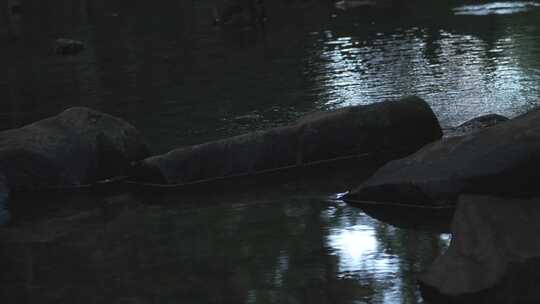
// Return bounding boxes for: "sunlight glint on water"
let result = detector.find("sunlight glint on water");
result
[310,25,540,128]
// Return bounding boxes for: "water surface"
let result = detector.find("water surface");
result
[0,192,450,304]
[1,1,539,303]
[1,0,539,152]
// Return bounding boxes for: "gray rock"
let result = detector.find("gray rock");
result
[232,113,262,124]
[130,96,442,184]
[345,107,540,206]
[335,0,390,10]
[0,107,149,191]
[54,38,85,55]
[448,113,509,137]
[420,195,540,303]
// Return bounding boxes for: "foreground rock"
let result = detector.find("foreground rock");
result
[0,107,149,192]
[130,96,442,184]
[420,195,540,303]
[345,107,540,206]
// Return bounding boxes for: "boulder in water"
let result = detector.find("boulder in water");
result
[0,107,149,192]
[130,96,442,185]
[345,106,540,206]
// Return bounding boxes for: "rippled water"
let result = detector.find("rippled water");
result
[1,0,539,152]
[454,1,540,15]
[0,1,539,303]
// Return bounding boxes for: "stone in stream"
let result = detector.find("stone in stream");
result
[54,38,85,55]
[420,195,540,304]
[129,96,442,185]
[0,107,149,192]
[448,113,509,137]
[345,106,540,206]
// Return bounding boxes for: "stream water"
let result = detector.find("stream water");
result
[1,0,540,303]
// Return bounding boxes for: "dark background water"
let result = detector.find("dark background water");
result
[1,0,539,152]
[1,0,540,303]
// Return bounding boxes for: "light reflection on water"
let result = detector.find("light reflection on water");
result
[329,224,392,274]
[324,202,451,304]
[311,25,540,128]
[454,2,540,15]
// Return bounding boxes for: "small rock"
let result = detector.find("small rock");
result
[54,38,85,55]
[449,113,509,136]
[232,114,262,124]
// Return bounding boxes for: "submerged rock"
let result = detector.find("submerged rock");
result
[130,96,442,184]
[420,195,540,303]
[449,113,509,136]
[0,107,149,192]
[335,0,387,10]
[213,0,267,27]
[345,107,540,206]
[54,38,85,55]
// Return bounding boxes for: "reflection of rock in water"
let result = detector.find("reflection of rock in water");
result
[352,202,453,233]
[420,195,540,303]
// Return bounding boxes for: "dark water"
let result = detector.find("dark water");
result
[0,191,451,304]
[1,0,540,303]
[1,0,540,152]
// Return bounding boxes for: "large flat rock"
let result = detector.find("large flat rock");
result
[0,107,149,191]
[346,106,540,206]
[420,195,540,303]
[130,96,442,184]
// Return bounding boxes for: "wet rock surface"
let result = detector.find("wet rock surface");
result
[448,113,509,137]
[130,96,442,185]
[420,195,540,304]
[0,107,149,192]
[346,106,540,206]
